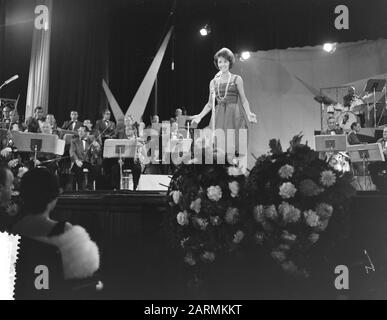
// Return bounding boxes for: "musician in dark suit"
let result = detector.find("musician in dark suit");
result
[62,111,83,132]
[0,106,12,130]
[95,110,116,140]
[84,119,102,145]
[347,122,362,145]
[25,106,45,133]
[377,127,387,157]
[70,126,101,190]
[321,117,344,135]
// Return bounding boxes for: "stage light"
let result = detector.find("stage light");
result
[241,51,251,60]
[323,42,337,53]
[199,25,211,37]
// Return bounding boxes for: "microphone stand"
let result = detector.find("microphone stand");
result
[33,145,38,168]
[119,149,123,190]
[211,83,216,145]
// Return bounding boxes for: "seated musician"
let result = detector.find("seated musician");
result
[25,106,45,133]
[62,111,83,132]
[84,119,102,145]
[70,126,101,191]
[0,128,16,167]
[318,117,344,161]
[46,114,60,136]
[175,108,183,119]
[377,127,387,157]
[347,122,362,145]
[321,116,343,135]
[343,86,369,127]
[95,109,116,140]
[368,127,387,189]
[111,125,142,191]
[0,106,12,130]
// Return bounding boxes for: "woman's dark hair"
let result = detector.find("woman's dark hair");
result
[351,122,359,130]
[19,168,60,215]
[214,48,236,70]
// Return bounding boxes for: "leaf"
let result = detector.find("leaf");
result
[288,132,304,152]
[269,139,283,155]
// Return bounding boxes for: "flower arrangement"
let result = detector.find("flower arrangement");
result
[247,133,356,278]
[167,149,248,288]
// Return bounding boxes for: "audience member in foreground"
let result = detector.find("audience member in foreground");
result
[0,166,15,232]
[11,168,100,280]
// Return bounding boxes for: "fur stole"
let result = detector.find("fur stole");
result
[38,225,100,280]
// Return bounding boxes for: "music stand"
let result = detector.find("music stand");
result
[11,131,65,167]
[103,139,138,190]
[347,143,385,190]
[63,134,76,145]
[315,135,347,153]
[59,129,77,139]
[364,79,386,128]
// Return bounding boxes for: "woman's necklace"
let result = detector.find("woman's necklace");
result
[217,72,232,101]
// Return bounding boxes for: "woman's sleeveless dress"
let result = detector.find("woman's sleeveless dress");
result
[211,74,247,154]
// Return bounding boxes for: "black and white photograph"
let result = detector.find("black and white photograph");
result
[0,0,387,304]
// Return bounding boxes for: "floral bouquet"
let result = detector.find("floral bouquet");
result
[247,133,356,278]
[167,149,248,289]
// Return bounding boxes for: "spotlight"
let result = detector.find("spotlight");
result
[240,51,251,61]
[323,42,337,53]
[199,25,211,37]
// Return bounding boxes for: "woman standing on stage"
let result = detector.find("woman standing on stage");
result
[192,48,257,138]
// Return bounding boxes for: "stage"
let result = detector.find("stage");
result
[50,189,387,299]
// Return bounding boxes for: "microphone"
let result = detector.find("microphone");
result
[3,75,19,85]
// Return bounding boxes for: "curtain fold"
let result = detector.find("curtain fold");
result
[25,0,52,118]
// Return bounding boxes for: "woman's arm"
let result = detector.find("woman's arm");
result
[191,80,215,125]
[236,76,257,123]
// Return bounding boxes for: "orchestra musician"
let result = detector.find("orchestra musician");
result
[95,109,116,140]
[321,116,344,135]
[175,108,183,118]
[347,122,362,145]
[25,106,45,133]
[0,107,12,130]
[377,127,387,157]
[70,126,101,190]
[45,114,60,136]
[62,111,83,132]
[343,86,371,127]
[111,125,143,191]
[84,119,102,145]
[319,117,345,162]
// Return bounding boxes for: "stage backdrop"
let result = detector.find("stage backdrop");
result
[233,39,387,168]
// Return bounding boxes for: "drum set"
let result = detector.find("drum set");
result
[327,95,373,132]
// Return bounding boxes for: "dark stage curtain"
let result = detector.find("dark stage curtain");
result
[0,0,33,119]
[48,0,109,126]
